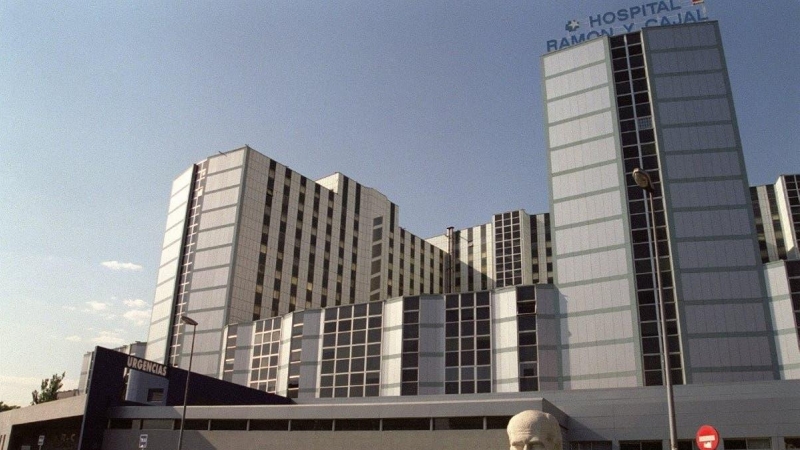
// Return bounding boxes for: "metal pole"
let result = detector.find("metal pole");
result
[177,322,196,450]
[647,188,678,450]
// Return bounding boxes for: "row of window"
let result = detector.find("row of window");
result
[614,31,683,387]
[110,416,513,431]
[108,418,800,450]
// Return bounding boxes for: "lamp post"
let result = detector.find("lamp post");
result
[631,168,678,450]
[177,315,198,450]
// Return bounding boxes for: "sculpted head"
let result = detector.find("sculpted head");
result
[506,410,562,450]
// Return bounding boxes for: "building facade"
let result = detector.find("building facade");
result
[145,146,555,379]
[752,174,800,263]
[142,21,800,396]
[543,21,784,389]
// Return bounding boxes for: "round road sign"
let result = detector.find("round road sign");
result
[696,424,720,450]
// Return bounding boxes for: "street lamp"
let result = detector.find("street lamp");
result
[631,168,678,450]
[177,315,198,450]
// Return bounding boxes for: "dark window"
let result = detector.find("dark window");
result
[382,418,430,431]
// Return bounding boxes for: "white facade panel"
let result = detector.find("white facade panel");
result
[664,151,741,180]
[157,259,178,285]
[548,111,614,148]
[661,124,736,152]
[684,303,767,334]
[658,98,731,125]
[653,72,727,99]
[555,218,625,255]
[199,206,237,230]
[162,222,185,247]
[153,281,174,304]
[168,185,191,212]
[645,23,717,50]
[560,310,633,344]
[171,167,193,195]
[545,63,608,100]
[688,336,773,368]
[551,162,620,200]
[207,149,245,174]
[165,205,187,231]
[555,248,628,284]
[188,310,227,332]
[550,137,617,175]
[543,39,606,77]
[196,226,235,250]
[193,246,233,270]
[558,278,633,314]
[205,168,243,192]
[159,240,182,267]
[680,270,763,302]
[202,186,240,211]
[672,209,752,238]
[676,239,757,269]
[149,300,171,325]
[547,86,611,123]
[649,48,721,74]
[669,180,746,208]
[562,342,636,377]
[191,267,231,290]
[552,191,623,228]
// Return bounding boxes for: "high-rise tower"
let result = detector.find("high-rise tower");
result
[542,21,778,389]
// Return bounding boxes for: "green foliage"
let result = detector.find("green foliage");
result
[31,372,65,405]
[0,401,20,412]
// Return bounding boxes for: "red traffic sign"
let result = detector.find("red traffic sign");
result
[696,425,720,450]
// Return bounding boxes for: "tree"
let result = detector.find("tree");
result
[31,372,65,405]
[0,401,20,412]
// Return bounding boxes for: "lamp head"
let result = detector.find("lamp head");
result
[180,315,198,326]
[632,168,653,192]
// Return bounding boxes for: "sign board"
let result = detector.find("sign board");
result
[38,435,45,446]
[546,0,710,52]
[139,434,148,449]
[696,424,720,450]
[126,355,169,378]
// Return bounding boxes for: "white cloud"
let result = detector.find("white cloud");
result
[123,298,148,309]
[65,335,82,342]
[123,309,151,326]
[90,330,126,347]
[85,301,110,311]
[62,305,77,311]
[100,261,143,271]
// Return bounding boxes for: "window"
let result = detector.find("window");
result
[571,442,612,450]
[146,388,164,402]
[723,438,771,449]
[445,292,492,394]
[320,303,383,398]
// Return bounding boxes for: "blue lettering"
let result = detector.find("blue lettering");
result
[657,1,671,14]
[660,16,672,26]
[629,6,643,19]
[589,14,603,28]
[617,8,629,22]
[645,2,659,15]
[645,18,659,27]
[623,23,637,32]
[560,37,571,49]
[670,0,681,10]
[682,11,697,24]
[547,40,558,52]
[603,12,616,25]
[697,8,709,21]
[571,34,587,45]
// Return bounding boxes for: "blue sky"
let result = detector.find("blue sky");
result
[1,1,798,406]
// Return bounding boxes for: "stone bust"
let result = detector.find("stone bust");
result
[507,410,563,450]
